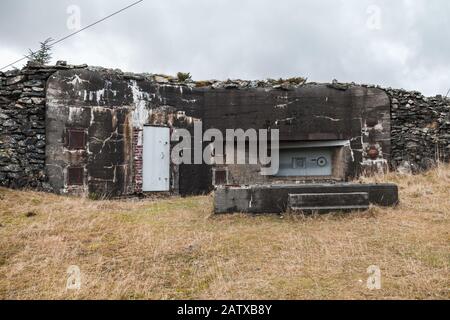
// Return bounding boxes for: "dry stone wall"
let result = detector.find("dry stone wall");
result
[0,61,86,190]
[386,88,450,172]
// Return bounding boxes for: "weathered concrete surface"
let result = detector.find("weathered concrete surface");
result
[204,84,391,184]
[214,183,399,214]
[44,67,394,196]
[45,68,208,196]
[3,63,446,199]
[45,69,135,196]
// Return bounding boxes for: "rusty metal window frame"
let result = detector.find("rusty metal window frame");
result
[67,128,86,150]
[212,167,229,186]
[67,166,84,186]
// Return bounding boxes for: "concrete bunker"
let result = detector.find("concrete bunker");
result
[41,67,398,212]
[6,62,438,213]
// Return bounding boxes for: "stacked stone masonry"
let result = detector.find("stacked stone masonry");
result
[386,88,450,172]
[0,62,87,190]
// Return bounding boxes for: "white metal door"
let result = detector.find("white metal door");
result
[142,126,170,191]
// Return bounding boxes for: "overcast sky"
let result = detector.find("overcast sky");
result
[1,0,449,96]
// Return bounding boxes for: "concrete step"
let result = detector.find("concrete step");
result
[288,192,369,213]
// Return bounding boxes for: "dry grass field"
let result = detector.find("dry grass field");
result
[0,165,449,300]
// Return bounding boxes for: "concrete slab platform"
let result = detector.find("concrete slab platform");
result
[214,183,399,214]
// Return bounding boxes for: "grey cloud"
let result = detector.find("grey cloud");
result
[0,0,449,96]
